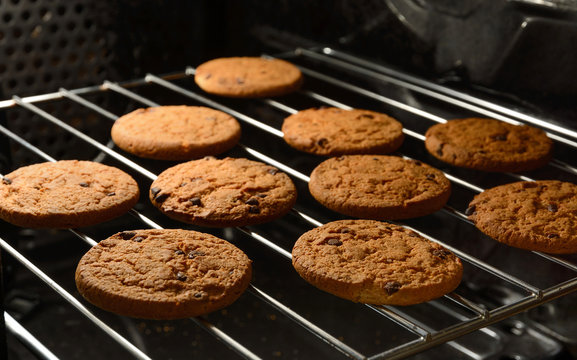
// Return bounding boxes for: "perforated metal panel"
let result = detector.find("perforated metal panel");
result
[0,0,114,164]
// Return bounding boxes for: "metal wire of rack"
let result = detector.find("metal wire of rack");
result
[1,48,577,360]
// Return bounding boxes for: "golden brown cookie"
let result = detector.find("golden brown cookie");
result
[467,180,577,254]
[75,229,252,319]
[292,220,463,305]
[149,157,297,227]
[111,106,241,160]
[425,118,553,172]
[194,57,303,98]
[0,160,139,228]
[309,155,451,220]
[282,107,404,156]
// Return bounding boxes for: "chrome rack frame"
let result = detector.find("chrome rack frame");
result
[1,48,576,359]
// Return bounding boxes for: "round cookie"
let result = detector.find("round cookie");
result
[425,118,553,172]
[111,106,241,161]
[149,157,297,227]
[292,220,463,305]
[194,57,303,98]
[467,180,577,254]
[282,107,404,156]
[309,155,451,220]
[0,160,139,228]
[75,229,252,319]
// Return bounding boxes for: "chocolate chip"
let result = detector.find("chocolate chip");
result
[194,292,203,298]
[176,272,187,281]
[326,238,342,246]
[426,174,436,180]
[412,160,422,166]
[248,205,260,214]
[465,205,476,216]
[359,114,374,119]
[547,233,559,239]
[245,197,259,206]
[317,138,328,148]
[79,182,89,187]
[190,197,202,206]
[119,231,136,240]
[384,281,402,295]
[154,192,170,203]
[107,192,116,197]
[492,134,507,141]
[175,249,185,255]
[236,77,245,84]
[432,248,451,259]
[151,187,161,196]
[204,73,212,80]
[257,193,267,198]
[267,168,278,175]
[436,147,444,157]
[478,150,487,155]
[188,250,206,259]
[2,178,11,185]
[180,182,187,187]
[132,236,144,243]
[522,182,538,188]
[547,203,558,213]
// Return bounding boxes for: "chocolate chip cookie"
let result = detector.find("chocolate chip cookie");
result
[309,155,451,220]
[425,118,553,172]
[282,107,404,156]
[0,160,139,228]
[292,220,463,305]
[149,157,297,227]
[111,106,241,160]
[75,229,252,319]
[194,57,303,98]
[468,180,577,254]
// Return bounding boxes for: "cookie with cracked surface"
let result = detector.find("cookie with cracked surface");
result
[467,180,577,254]
[425,118,553,172]
[75,229,252,319]
[149,157,297,227]
[308,155,451,220]
[0,160,139,228]
[194,57,303,98]
[111,105,241,160]
[292,219,463,305]
[282,107,404,156]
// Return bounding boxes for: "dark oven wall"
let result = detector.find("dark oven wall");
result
[3,0,577,96]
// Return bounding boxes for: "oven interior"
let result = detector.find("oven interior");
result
[1,1,577,360]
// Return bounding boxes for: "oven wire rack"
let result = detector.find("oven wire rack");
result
[1,48,577,360]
